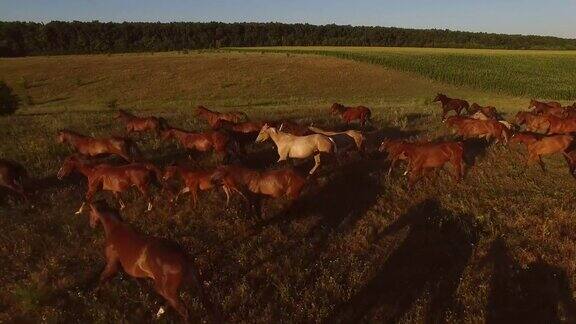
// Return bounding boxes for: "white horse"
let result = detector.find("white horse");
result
[256,124,336,174]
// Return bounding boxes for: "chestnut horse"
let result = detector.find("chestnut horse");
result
[57,130,142,162]
[469,103,498,119]
[57,155,162,214]
[528,99,565,116]
[87,202,222,323]
[116,109,168,136]
[195,106,248,129]
[447,117,510,143]
[509,132,544,148]
[255,124,336,175]
[212,119,264,134]
[399,141,465,187]
[210,165,306,217]
[379,139,416,175]
[163,165,231,208]
[544,115,576,135]
[308,126,365,151]
[434,93,470,120]
[161,127,235,160]
[274,121,313,136]
[0,159,28,200]
[514,112,550,133]
[524,134,573,171]
[330,103,372,126]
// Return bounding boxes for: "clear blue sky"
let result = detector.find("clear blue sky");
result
[1,0,575,38]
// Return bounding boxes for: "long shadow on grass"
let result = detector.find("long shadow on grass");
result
[486,239,576,323]
[326,199,478,323]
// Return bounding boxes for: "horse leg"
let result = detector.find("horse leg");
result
[223,186,232,206]
[113,192,126,210]
[78,181,99,215]
[309,154,321,175]
[538,156,547,172]
[99,246,120,283]
[153,277,189,323]
[190,186,198,209]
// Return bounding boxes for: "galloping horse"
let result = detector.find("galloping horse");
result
[161,127,235,160]
[255,124,336,175]
[509,132,543,148]
[434,93,470,120]
[0,159,28,200]
[523,135,573,171]
[87,202,222,323]
[528,99,565,116]
[514,112,550,133]
[213,119,264,134]
[330,103,372,126]
[116,109,168,136]
[401,141,465,187]
[308,126,365,151]
[544,115,576,135]
[163,165,230,208]
[195,105,248,129]
[57,155,162,213]
[469,103,499,119]
[57,130,142,162]
[379,139,414,175]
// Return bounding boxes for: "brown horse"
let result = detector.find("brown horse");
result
[0,159,28,200]
[514,112,550,133]
[434,93,470,120]
[116,109,168,136]
[379,139,413,175]
[399,141,465,187]
[163,165,231,208]
[57,130,142,162]
[195,105,248,129]
[210,165,306,217]
[330,103,372,126]
[161,127,234,159]
[524,134,573,171]
[274,121,313,136]
[469,103,499,119]
[447,117,510,143]
[212,119,264,134]
[509,132,543,148]
[57,155,162,214]
[87,201,222,323]
[544,115,576,135]
[528,99,565,116]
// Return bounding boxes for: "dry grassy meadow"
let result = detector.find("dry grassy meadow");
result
[1,49,576,323]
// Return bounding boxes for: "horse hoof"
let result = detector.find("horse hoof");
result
[156,307,165,318]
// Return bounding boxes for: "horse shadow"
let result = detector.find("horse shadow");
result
[486,239,576,323]
[326,199,478,323]
[463,138,491,167]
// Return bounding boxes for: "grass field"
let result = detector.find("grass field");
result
[1,50,576,323]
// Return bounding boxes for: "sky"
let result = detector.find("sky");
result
[1,0,575,39]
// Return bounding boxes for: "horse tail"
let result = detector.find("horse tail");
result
[124,139,143,162]
[185,259,224,324]
[327,136,338,154]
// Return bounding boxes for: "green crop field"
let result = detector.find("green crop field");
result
[1,50,576,323]
[231,47,576,100]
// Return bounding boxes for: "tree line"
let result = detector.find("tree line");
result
[1,21,575,57]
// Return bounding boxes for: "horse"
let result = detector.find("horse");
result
[528,99,565,116]
[330,103,372,126]
[508,132,544,148]
[544,115,576,135]
[163,165,231,208]
[434,93,470,120]
[308,126,365,151]
[273,121,313,136]
[524,134,573,171]
[255,124,336,175]
[57,155,162,214]
[195,105,248,129]
[514,112,550,133]
[0,159,28,201]
[469,103,499,119]
[563,149,576,178]
[116,109,168,136]
[210,165,306,217]
[161,127,235,160]
[212,119,264,134]
[379,139,415,175]
[398,141,465,187]
[56,130,142,162]
[447,118,510,143]
[86,201,222,323]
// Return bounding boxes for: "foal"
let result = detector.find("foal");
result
[330,103,372,126]
[434,93,470,120]
[116,109,168,136]
[255,124,336,175]
[0,159,28,200]
[163,165,231,208]
[57,155,162,214]
[87,202,222,323]
[57,129,142,162]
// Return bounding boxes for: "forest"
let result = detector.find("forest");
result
[1,20,576,57]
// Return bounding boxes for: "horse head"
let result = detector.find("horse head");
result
[433,93,446,103]
[57,155,83,179]
[330,103,344,114]
[255,124,272,143]
[88,200,122,228]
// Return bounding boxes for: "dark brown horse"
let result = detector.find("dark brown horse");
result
[434,93,470,120]
[57,130,142,162]
[210,165,306,217]
[161,127,235,160]
[87,201,222,323]
[330,103,372,126]
[0,159,28,200]
[57,155,162,214]
[195,106,248,129]
[163,165,230,208]
[116,109,168,136]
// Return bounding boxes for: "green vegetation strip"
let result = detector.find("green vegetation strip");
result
[230,47,576,100]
